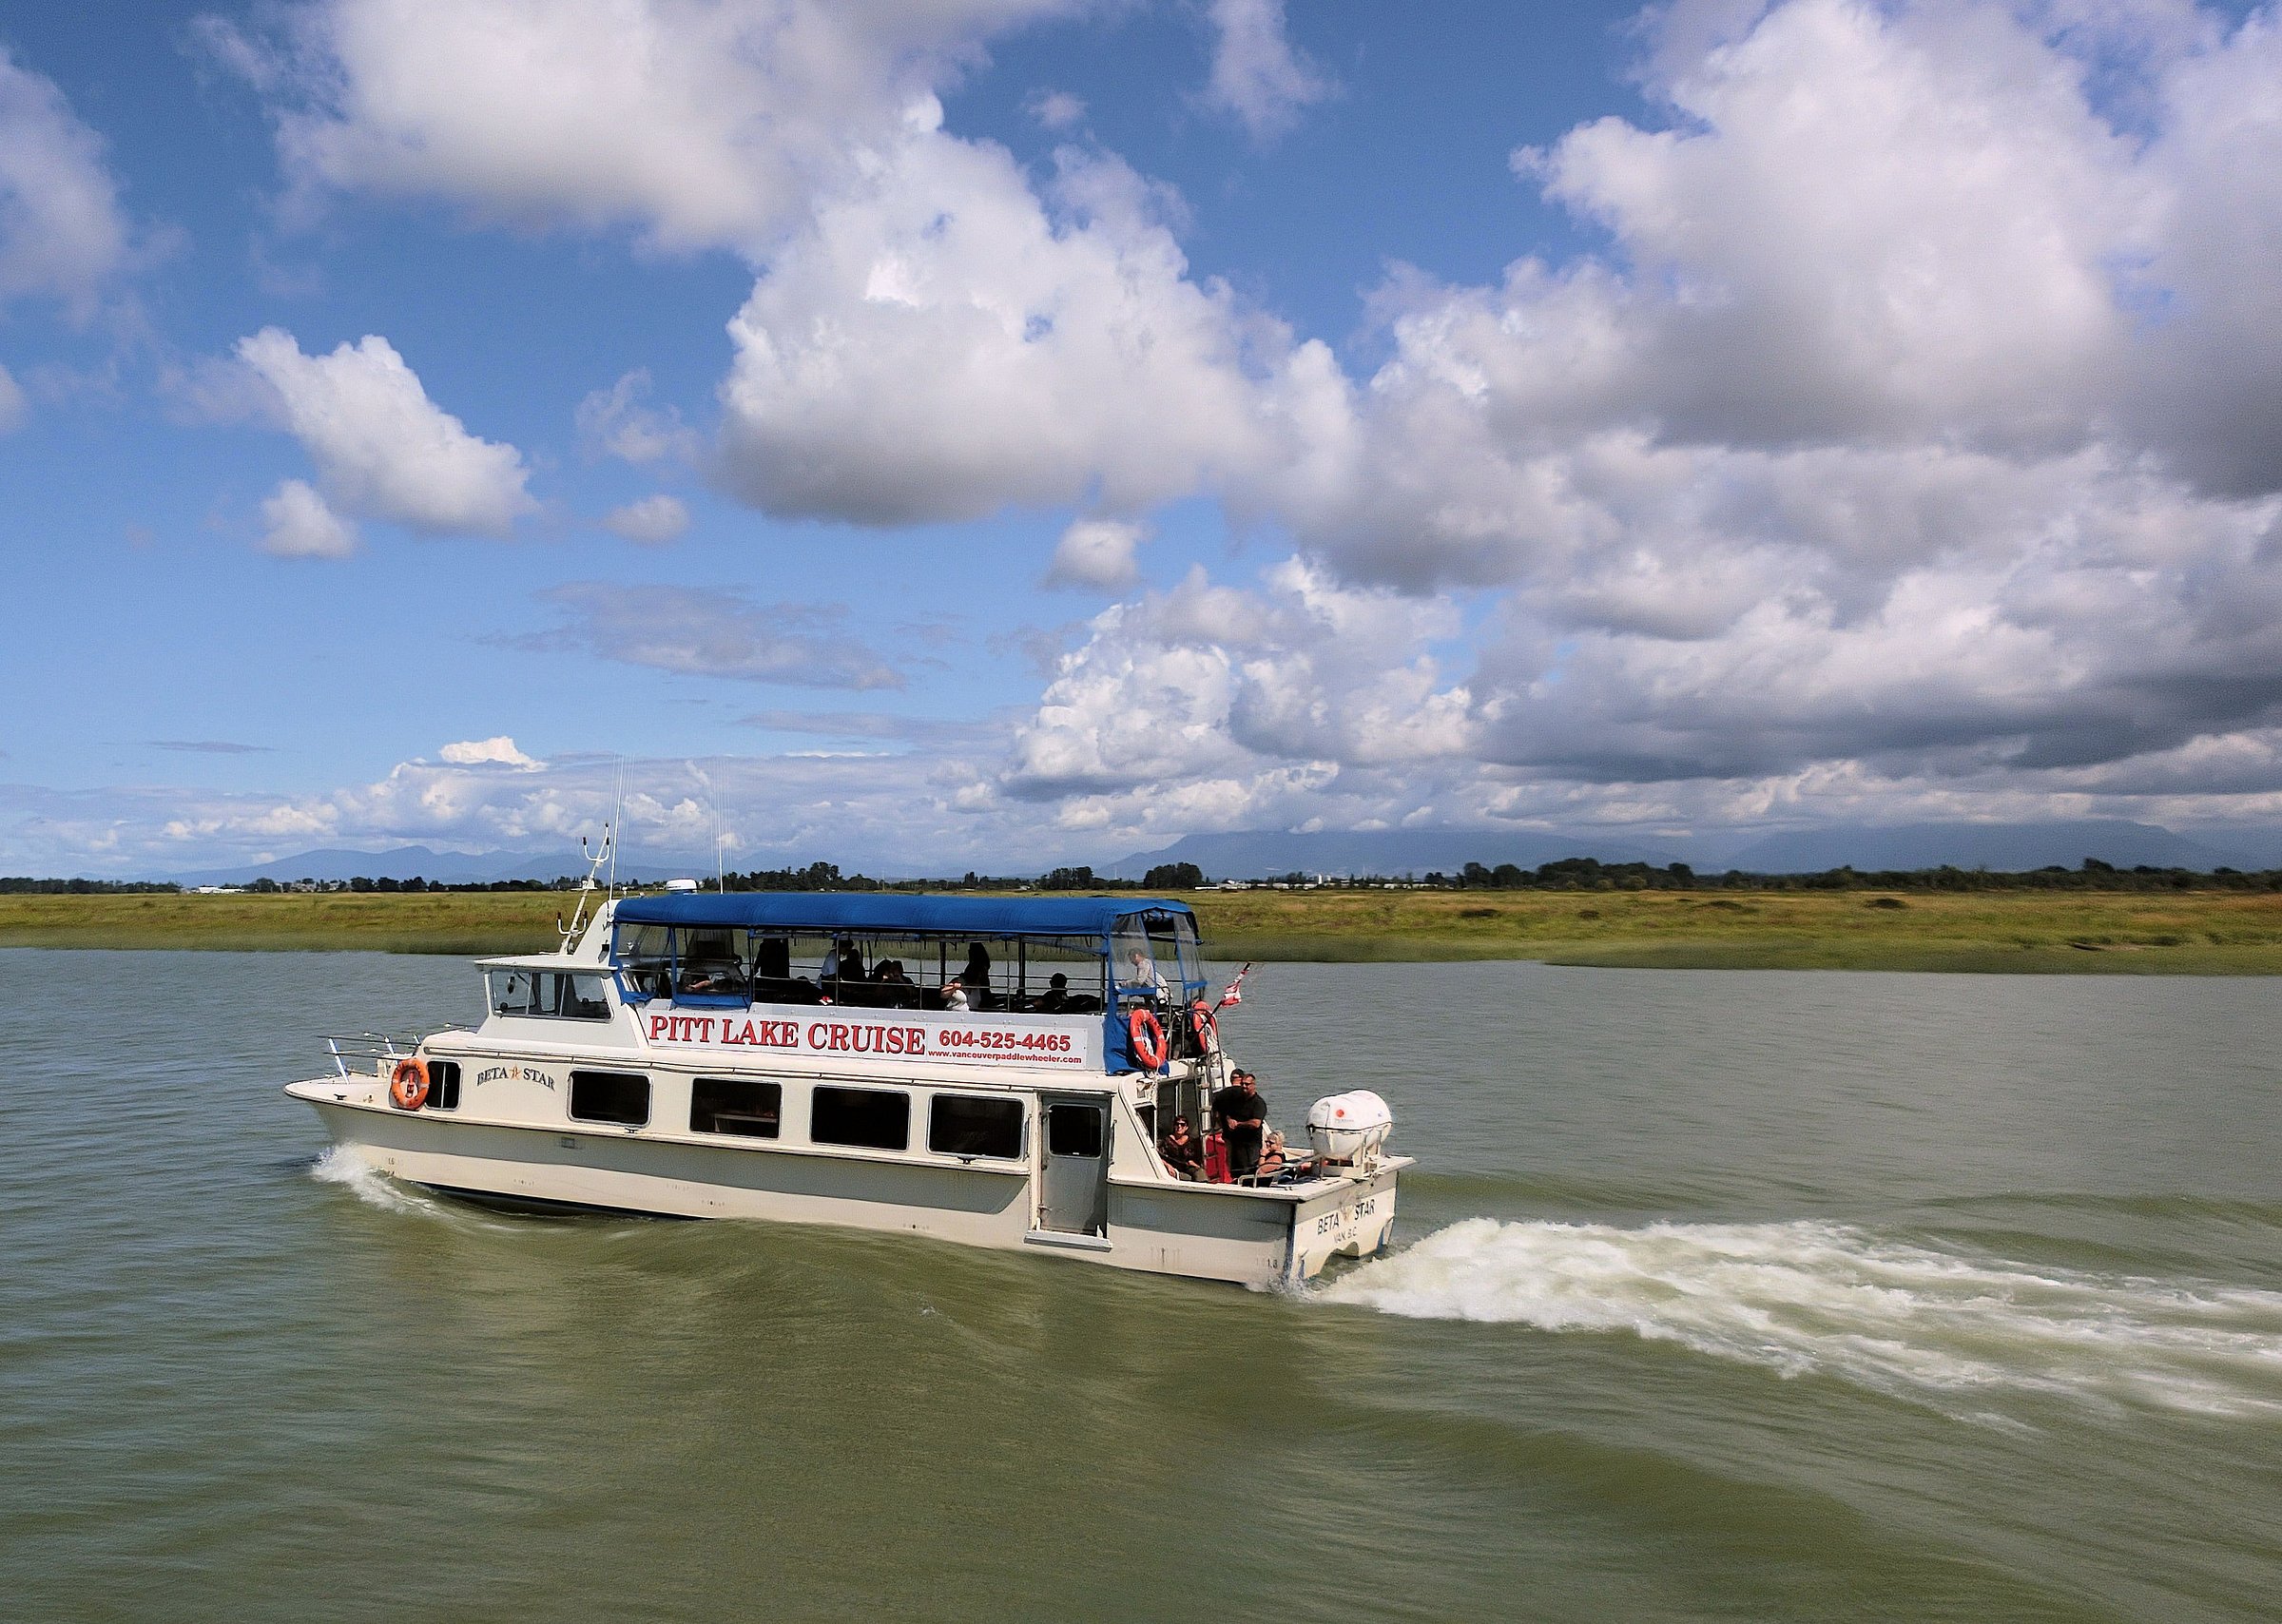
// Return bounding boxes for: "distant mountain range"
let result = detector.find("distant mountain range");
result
[1105,820,2274,880]
[170,845,707,888]
[165,844,938,888]
[1098,827,1687,880]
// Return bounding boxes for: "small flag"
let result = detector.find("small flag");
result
[1214,962,1254,1012]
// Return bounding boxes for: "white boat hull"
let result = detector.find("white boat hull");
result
[291,1078,1402,1288]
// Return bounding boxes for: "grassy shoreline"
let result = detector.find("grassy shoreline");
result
[4,887,2281,973]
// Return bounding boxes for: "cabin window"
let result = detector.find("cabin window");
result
[928,1094,1023,1159]
[810,1085,909,1151]
[569,1070,650,1127]
[692,1076,781,1138]
[488,970,613,1019]
[558,974,612,1017]
[426,1060,462,1111]
[489,968,542,1015]
[1047,1102,1104,1158]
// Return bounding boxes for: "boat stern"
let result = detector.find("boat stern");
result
[1285,1158,1406,1282]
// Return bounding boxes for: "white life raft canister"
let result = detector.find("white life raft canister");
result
[1306,1089,1394,1167]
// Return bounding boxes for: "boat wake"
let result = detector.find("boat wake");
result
[1317,1217,2282,1419]
[309,1145,449,1217]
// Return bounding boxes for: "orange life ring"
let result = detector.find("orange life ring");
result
[1129,1008,1167,1071]
[1189,999,1218,1054]
[389,1056,430,1111]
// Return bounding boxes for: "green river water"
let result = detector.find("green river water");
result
[3,948,2278,1622]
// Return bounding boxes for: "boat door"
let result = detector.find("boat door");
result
[1037,1094,1110,1236]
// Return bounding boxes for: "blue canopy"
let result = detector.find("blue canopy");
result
[609,891,1196,939]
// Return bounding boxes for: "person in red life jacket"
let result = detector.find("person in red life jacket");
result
[1211,1069,1267,1180]
[1157,1114,1204,1180]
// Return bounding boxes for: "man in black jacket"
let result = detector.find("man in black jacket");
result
[1211,1070,1267,1180]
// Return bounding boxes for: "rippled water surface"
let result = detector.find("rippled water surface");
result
[4,950,2280,1622]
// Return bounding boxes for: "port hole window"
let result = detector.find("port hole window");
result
[928,1094,1023,1159]
[426,1060,462,1112]
[1047,1103,1103,1159]
[810,1086,909,1151]
[692,1077,781,1138]
[569,1070,650,1127]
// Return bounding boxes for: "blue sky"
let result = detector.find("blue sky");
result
[3,0,2281,876]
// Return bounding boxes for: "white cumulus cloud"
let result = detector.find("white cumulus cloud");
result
[602,493,691,545]
[439,736,540,768]
[236,326,536,540]
[259,477,359,558]
[716,131,1338,523]
[1045,516,1147,590]
[217,0,1081,255]
[1201,0,1335,141]
[575,368,696,464]
[0,47,131,316]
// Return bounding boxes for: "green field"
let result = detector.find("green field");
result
[6,886,2282,972]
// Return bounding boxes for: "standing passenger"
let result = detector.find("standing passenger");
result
[1211,1069,1267,1180]
[961,943,994,1009]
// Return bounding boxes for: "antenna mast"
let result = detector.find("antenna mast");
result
[609,760,622,897]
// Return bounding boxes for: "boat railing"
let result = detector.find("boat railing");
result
[321,1032,432,1078]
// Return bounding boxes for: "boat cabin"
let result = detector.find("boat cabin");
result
[600,892,1209,1074]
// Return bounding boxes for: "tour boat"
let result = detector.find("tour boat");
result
[286,886,1404,1287]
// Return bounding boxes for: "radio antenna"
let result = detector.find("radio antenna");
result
[609,759,622,897]
[713,769,725,893]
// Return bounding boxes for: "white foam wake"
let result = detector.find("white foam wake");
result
[309,1145,437,1215]
[1317,1218,2282,1419]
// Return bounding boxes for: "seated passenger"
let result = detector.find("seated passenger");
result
[1126,949,1170,1003]
[938,976,970,1012]
[1252,1129,1308,1183]
[1034,972,1070,1013]
[748,938,815,1003]
[1157,1115,1204,1180]
[681,965,736,996]
[822,938,863,984]
[845,958,907,1007]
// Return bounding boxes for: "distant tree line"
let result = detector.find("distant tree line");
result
[251,877,578,894]
[18,855,2282,895]
[1383,857,2282,893]
[0,877,183,894]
